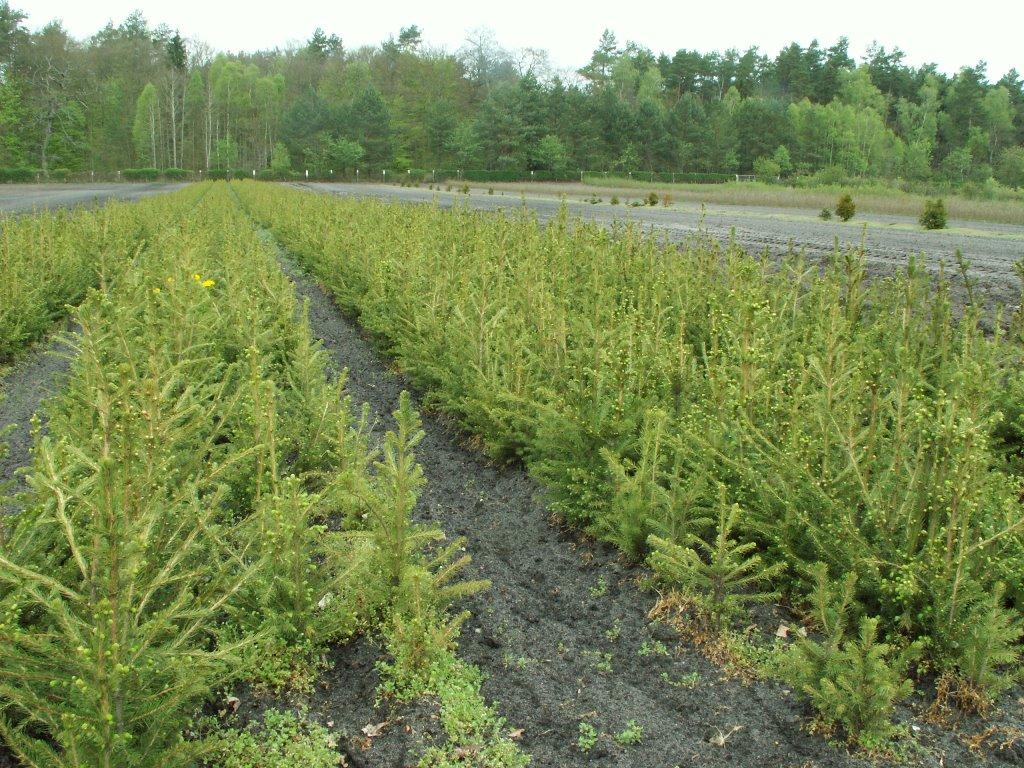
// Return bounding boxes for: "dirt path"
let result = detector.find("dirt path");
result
[295,182,1024,314]
[277,249,905,768]
[0,183,187,214]
[0,327,75,506]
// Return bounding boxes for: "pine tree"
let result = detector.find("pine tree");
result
[946,584,1023,712]
[647,490,784,626]
[370,392,488,683]
[787,617,918,748]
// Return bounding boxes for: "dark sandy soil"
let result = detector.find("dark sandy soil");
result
[264,244,1024,768]
[0,182,187,214]
[296,182,1024,314]
[0,326,75,506]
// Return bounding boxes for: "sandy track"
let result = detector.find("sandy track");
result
[0,182,187,214]
[297,182,1024,312]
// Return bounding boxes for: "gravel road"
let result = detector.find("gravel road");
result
[0,183,187,213]
[297,182,1024,311]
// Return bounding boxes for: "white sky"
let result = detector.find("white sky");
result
[19,0,1022,81]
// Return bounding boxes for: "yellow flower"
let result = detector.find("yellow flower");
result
[201,279,215,288]
[152,287,161,294]
[165,276,174,285]
[192,273,201,281]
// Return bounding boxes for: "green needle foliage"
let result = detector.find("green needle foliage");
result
[0,183,525,768]
[919,198,948,229]
[783,566,921,748]
[940,583,1022,711]
[598,409,671,561]
[0,184,490,766]
[787,616,919,749]
[366,395,522,767]
[0,186,206,364]
[0,188,281,767]
[237,183,1024,707]
[238,183,1024,740]
[372,392,490,681]
[835,193,856,220]
[372,391,431,593]
[647,490,784,627]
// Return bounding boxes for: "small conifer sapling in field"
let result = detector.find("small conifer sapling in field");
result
[782,565,921,748]
[371,392,489,684]
[819,207,833,220]
[919,198,947,229]
[786,616,919,748]
[835,193,856,221]
[646,488,784,627]
[939,583,1023,713]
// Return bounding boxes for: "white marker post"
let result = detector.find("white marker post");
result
[305,169,309,179]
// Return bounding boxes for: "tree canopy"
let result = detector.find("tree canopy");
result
[1,2,1022,189]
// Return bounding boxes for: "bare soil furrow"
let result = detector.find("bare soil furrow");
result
[0,326,75,505]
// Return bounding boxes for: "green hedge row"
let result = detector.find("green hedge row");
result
[0,167,36,183]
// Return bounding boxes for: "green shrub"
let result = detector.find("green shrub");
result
[835,193,856,221]
[784,617,918,749]
[753,156,782,183]
[646,191,659,206]
[919,198,947,229]
[369,393,488,670]
[122,167,160,181]
[813,165,849,185]
[819,207,833,220]
[0,191,279,767]
[0,167,34,183]
[161,167,190,180]
[938,584,1023,712]
[0,186,391,766]
[0,185,204,363]
[647,489,783,627]
[782,567,920,748]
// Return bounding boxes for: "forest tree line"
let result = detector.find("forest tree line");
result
[1,3,1024,189]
